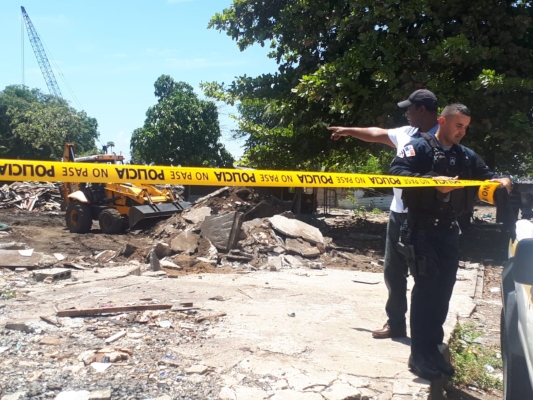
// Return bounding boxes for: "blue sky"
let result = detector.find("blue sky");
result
[0,1,278,161]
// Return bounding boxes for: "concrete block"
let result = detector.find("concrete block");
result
[33,268,71,282]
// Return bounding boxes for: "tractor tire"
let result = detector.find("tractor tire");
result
[66,202,93,233]
[99,208,123,234]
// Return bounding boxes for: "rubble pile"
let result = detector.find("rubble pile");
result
[0,273,222,399]
[134,186,387,276]
[0,185,391,399]
[0,182,62,212]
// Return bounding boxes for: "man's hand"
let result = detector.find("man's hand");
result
[432,176,464,193]
[328,126,352,140]
[489,177,512,193]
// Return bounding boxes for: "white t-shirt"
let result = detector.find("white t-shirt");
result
[387,124,438,213]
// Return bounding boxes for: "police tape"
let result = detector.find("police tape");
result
[0,159,502,193]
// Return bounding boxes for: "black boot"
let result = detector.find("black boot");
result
[427,349,455,376]
[408,353,441,381]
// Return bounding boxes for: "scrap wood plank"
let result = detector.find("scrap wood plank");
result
[195,312,227,323]
[57,304,173,317]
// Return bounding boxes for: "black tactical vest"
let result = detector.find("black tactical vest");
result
[402,133,477,218]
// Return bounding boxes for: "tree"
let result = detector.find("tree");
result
[106,141,115,154]
[130,75,234,167]
[206,0,533,174]
[0,85,99,160]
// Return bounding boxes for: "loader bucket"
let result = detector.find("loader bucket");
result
[128,201,191,229]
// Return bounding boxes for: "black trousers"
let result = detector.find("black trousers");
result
[384,211,408,328]
[409,225,460,354]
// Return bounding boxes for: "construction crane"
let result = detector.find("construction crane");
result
[21,6,62,98]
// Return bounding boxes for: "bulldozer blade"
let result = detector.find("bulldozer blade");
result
[128,202,191,229]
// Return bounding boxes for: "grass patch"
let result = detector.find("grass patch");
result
[449,322,503,391]
[1,289,16,300]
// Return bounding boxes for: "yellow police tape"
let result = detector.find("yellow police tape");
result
[0,159,501,195]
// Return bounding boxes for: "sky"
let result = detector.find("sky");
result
[0,0,278,161]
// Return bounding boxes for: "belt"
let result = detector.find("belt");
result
[410,217,458,230]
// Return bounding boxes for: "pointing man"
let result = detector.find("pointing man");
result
[329,89,439,339]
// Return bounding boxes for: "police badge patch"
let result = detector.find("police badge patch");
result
[404,145,416,157]
[450,157,456,166]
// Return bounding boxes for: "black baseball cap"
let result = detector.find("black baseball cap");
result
[397,89,438,109]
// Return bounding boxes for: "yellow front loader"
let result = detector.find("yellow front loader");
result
[59,143,190,234]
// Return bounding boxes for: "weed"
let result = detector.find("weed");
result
[352,205,368,219]
[371,208,382,215]
[1,289,16,300]
[449,322,503,391]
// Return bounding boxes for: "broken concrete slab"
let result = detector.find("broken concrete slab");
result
[93,250,116,263]
[201,211,244,252]
[88,390,112,400]
[170,231,199,254]
[33,268,72,282]
[183,206,212,224]
[285,238,321,258]
[55,391,90,400]
[283,254,304,268]
[0,249,45,269]
[153,243,172,259]
[269,215,325,245]
[159,259,182,270]
[5,321,35,333]
[149,251,161,271]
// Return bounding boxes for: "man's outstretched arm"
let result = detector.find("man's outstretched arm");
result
[328,126,394,148]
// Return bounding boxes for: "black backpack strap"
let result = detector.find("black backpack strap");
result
[420,132,448,174]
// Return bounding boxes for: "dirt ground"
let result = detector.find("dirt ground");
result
[0,203,507,399]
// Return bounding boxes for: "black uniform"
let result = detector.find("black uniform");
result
[389,134,496,358]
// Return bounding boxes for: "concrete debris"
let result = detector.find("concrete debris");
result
[153,243,172,259]
[88,390,112,400]
[33,268,71,282]
[201,211,244,252]
[93,250,116,263]
[285,238,322,258]
[149,250,161,271]
[269,215,325,245]
[0,181,62,211]
[183,206,212,224]
[170,231,199,254]
[55,392,90,400]
[5,321,35,333]
[159,259,182,270]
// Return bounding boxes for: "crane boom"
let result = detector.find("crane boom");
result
[21,6,62,98]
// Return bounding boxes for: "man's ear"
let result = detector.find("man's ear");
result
[438,116,446,126]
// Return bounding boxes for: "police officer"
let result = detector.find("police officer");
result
[329,89,439,339]
[389,104,511,380]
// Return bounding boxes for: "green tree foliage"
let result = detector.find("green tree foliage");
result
[206,0,533,174]
[130,75,234,167]
[0,85,99,160]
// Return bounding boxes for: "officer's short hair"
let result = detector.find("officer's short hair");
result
[441,103,471,117]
